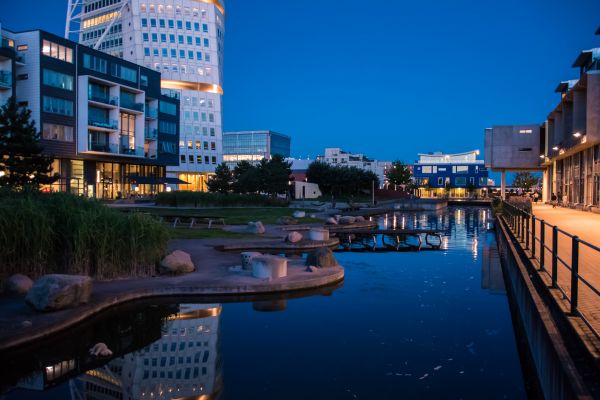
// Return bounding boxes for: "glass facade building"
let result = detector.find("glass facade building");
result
[222,131,291,167]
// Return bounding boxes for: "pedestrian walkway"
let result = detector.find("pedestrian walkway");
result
[529,204,600,340]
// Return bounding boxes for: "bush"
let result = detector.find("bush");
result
[155,191,289,207]
[0,190,169,282]
[507,196,532,213]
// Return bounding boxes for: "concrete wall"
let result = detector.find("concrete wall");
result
[587,73,600,143]
[484,125,542,170]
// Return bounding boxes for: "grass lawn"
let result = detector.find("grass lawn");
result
[123,207,322,225]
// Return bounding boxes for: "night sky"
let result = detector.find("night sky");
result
[2,0,600,165]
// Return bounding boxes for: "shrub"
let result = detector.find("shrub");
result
[155,191,289,207]
[0,190,169,282]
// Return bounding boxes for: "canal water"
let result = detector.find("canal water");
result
[1,207,534,399]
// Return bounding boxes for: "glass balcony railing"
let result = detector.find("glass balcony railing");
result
[120,99,145,112]
[144,127,158,140]
[0,71,12,87]
[146,107,158,119]
[89,142,119,154]
[88,119,118,130]
[120,136,144,157]
[89,93,119,106]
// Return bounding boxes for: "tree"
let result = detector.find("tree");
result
[261,154,292,197]
[306,161,379,196]
[386,161,412,187]
[207,162,232,193]
[512,172,540,191]
[232,160,260,194]
[0,97,58,190]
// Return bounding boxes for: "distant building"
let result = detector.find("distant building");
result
[317,148,391,188]
[222,130,291,168]
[287,158,313,182]
[0,26,180,199]
[412,150,489,198]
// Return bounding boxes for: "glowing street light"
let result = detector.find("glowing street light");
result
[573,131,582,138]
[552,146,559,151]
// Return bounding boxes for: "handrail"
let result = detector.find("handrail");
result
[499,199,600,340]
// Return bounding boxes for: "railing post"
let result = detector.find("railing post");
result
[539,220,545,271]
[552,226,558,288]
[525,213,530,250]
[531,215,536,257]
[520,210,526,241]
[571,236,579,315]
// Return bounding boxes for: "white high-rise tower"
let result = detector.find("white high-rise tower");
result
[68,0,225,191]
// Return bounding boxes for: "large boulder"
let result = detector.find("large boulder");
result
[247,221,266,234]
[339,216,357,225]
[252,255,288,279]
[325,217,338,225]
[305,248,338,268]
[354,216,366,222]
[26,274,93,312]
[293,210,306,218]
[286,231,303,243]
[308,228,329,241]
[159,250,195,275]
[241,251,262,271]
[6,274,33,295]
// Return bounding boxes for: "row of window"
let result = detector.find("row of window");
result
[182,126,216,136]
[84,0,121,13]
[43,69,74,91]
[82,11,121,30]
[97,37,123,51]
[182,96,214,108]
[180,154,217,164]
[419,165,482,174]
[180,140,216,151]
[159,101,177,115]
[81,23,122,42]
[43,96,74,116]
[182,111,215,123]
[43,123,73,142]
[143,32,210,48]
[144,47,211,63]
[159,120,177,135]
[418,177,486,186]
[151,62,212,77]
[83,54,138,84]
[140,4,209,18]
[42,40,73,63]
[141,18,209,33]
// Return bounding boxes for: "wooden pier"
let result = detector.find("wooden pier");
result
[330,228,443,251]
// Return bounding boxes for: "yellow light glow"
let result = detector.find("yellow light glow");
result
[193,0,225,15]
[161,80,224,95]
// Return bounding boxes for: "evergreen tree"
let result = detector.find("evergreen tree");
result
[261,154,292,197]
[232,160,260,194]
[0,97,58,189]
[386,161,412,187]
[512,172,540,190]
[207,162,232,193]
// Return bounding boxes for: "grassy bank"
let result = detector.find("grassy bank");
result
[0,191,169,281]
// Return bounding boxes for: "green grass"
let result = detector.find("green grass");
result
[122,207,322,225]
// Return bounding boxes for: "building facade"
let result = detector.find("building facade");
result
[413,150,490,198]
[0,27,180,199]
[222,130,291,168]
[317,148,392,188]
[71,0,225,192]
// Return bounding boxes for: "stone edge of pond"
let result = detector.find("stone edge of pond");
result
[0,265,344,353]
[215,238,340,252]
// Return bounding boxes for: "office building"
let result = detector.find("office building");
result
[317,148,392,188]
[413,150,490,198]
[70,0,225,191]
[0,26,180,199]
[222,130,291,168]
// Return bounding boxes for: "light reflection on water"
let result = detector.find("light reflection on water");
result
[2,207,530,400]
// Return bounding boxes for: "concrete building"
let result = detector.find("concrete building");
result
[413,150,490,198]
[222,130,291,168]
[317,148,392,188]
[0,26,180,199]
[69,0,225,192]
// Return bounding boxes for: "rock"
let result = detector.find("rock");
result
[355,216,366,222]
[286,231,303,243]
[21,321,32,328]
[308,228,329,241]
[89,343,113,357]
[309,214,317,219]
[241,251,262,270]
[305,248,338,268]
[159,250,195,275]
[6,274,33,295]
[26,274,93,312]
[306,266,318,273]
[339,216,357,225]
[252,255,288,279]
[247,221,266,234]
[325,217,338,225]
[277,216,298,225]
[293,210,306,218]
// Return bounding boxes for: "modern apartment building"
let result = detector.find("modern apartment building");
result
[317,147,392,188]
[0,26,180,199]
[70,0,225,191]
[413,150,490,198]
[222,130,291,168]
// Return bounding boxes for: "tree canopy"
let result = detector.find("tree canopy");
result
[207,162,232,193]
[512,172,540,190]
[386,161,412,186]
[306,161,379,196]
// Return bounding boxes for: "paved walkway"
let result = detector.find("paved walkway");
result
[527,204,600,338]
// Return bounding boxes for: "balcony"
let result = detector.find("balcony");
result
[0,71,12,89]
[146,107,158,119]
[89,93,119,106]
[120,99,144,112]
[88,118,118,130]
[120,136,145,157]
[144,127,158,140]
[88,142,119,154]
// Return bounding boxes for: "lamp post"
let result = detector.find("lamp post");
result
[372,180,375,206]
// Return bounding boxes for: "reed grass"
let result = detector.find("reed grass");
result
[0,190,169,282]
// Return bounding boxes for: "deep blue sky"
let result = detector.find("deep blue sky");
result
[2,0,600,163]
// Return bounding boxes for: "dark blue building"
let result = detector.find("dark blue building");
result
[412,150,490,198]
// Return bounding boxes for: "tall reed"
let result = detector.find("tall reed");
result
[0,190,169,282]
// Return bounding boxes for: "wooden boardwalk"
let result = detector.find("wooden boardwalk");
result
[526,204,600,342]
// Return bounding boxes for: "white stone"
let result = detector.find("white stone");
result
[339,216,357,225]
[308,228,330,241]
[159,250,195,274]
[247,221,266,234]
[6,274,33,295]
[252,255,288,279]
[325,217,338,225]
[241,251,262,270]
[89,343,113,357]
[286,231,303,243]
[26,274,93,312]
[355,216,366,222]
[293,210,306,218]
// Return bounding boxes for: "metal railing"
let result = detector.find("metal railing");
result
[501,200,600,340]
[0,70,12,87]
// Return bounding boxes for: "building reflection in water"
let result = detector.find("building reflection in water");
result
[481,233,506,295]
[71,304,222,400]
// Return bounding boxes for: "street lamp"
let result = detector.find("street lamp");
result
[573,132,582,138]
